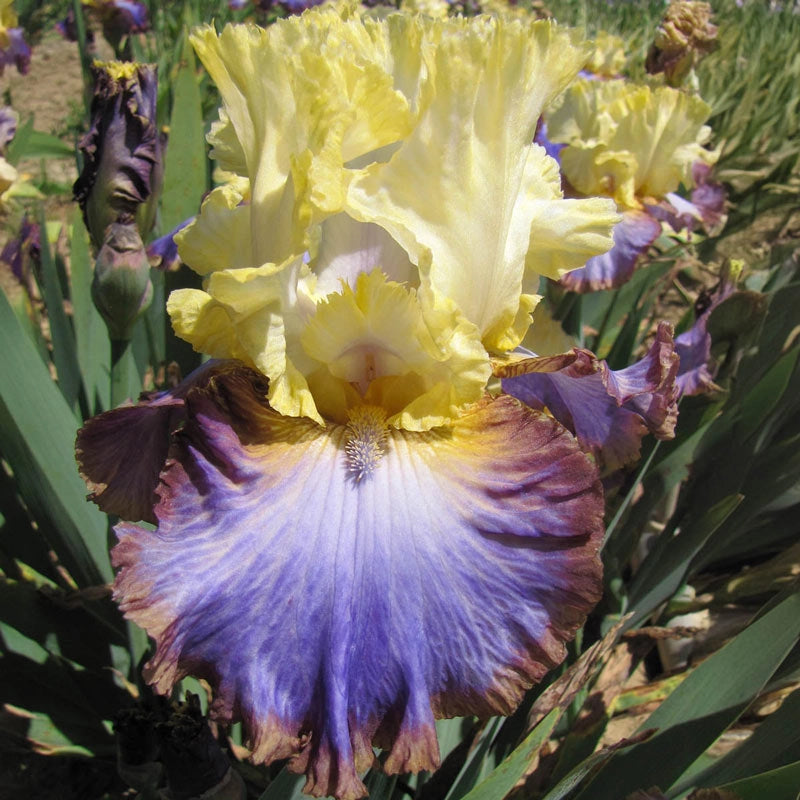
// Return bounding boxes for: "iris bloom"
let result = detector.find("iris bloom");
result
[0,0,30,76]
[544,78,721,292]
[78,8,625,799]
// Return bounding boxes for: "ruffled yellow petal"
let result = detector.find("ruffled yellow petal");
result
[190,9,415,265]
[347,17,615,354]
[168,259,323,424]
[300,270,489,430]
[175,182,254,275]
[547,78,716,207]
[520,145,620,283]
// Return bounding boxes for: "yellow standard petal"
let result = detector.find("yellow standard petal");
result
[347,16,617,354]
[190,8,415,266]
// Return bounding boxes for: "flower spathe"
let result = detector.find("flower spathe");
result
[78,7,624,799]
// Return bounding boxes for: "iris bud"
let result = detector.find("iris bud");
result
[91,221,153,341]
[74,61,161,250]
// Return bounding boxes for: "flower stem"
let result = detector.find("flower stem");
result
[110,339,136,408]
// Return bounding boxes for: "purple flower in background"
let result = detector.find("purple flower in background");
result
[543,79,721,292]
[0,105,18,151]
[87,0,149,34]
[0,21,31,76]
[1,214,40,288]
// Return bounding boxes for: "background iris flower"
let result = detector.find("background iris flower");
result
[78,6,628,799]
[543,78,723,292]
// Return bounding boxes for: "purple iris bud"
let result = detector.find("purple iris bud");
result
[0,27,31,76]
[74,61,162,251]
[228,0,248,8]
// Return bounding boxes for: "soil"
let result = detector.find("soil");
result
[0,29,84,197]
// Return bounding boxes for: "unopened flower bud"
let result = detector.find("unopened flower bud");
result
[74,61,161,250]
[91,221,152,341]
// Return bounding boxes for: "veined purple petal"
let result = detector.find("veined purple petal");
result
[110,368,603,799]
[560,210,662,293]
[76,360,234,523]
[502,323,679,474]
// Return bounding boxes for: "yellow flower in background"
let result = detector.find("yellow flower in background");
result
[585,30,627,78]
[547,77,718,209]
[170,5,620,430]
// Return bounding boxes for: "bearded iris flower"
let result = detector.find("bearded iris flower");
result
[78,8,628,799]
[543,78,722,292]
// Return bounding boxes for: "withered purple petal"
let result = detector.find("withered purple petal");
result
[74,62,161,249]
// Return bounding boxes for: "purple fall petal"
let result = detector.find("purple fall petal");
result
[560,210,662,293]
[502,322,679,474]
[109,368,603,800]
[76,361,234,523]
[674,277,735,396]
